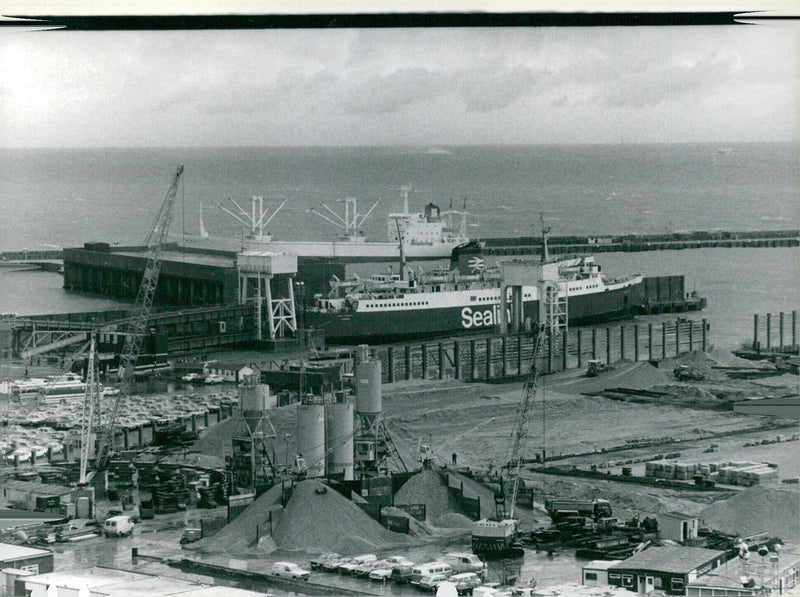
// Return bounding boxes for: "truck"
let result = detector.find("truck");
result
[544,498,612,523]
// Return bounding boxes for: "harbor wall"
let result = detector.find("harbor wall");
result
[375,318,709,383]
[482,229,799,256]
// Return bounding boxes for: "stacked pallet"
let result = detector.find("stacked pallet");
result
[646,459,778,486]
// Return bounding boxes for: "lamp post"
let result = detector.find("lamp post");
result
[283,432,292,472]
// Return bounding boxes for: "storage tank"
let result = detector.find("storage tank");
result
[355,359,382,415]
[238,382,275,433]
[325,402,354,480]
[296,404,325,478]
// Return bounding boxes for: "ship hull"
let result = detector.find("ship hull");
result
[306,281,645,344]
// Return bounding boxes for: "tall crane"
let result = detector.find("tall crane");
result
[78,334,101,485]
[94,165,184,470]
[471,323,547,557]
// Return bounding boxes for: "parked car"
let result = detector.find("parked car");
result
[320,556,346,572]
[444,553,486,575]
[390,564,414,584]
[179,528,202,545]
[309,552,340,570]
[368,566,395,582]
[181,372,203,382]
[204,374,224,384]
[353,558,385,577]
[269,562,311,581]
[383,555,414,567]
[449,572,483,595]
[102,515,134,537]
[419,573,451,592]
[338,554,376,575]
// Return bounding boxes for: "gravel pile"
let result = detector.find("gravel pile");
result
[192,403,297,459]
[189,482,284,555]
[699,486,800,540]
[271,479,411,554]
[434,512,474,529]
[394,469,457,521]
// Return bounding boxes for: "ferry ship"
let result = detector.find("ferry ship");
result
[305,242,645,344]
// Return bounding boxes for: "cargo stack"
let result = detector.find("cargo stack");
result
[648,460,779,486]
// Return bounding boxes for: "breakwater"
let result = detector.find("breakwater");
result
[482,229,799,256]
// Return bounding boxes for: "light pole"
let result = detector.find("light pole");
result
[283,433,292,472]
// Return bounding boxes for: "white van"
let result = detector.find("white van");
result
[103,515,134,537]
[444,552,486,575]
[410,561,453,585]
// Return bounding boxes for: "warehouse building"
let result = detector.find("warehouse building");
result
[608,546,727,595]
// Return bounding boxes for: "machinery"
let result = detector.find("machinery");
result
[471,325,547,557]
[93,165,185,471]
[674,364,704,381]
[586,359,611,377]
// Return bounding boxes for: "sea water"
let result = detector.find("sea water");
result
[1,143,797,348]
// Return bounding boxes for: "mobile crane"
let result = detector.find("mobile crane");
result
[471,325,547,558]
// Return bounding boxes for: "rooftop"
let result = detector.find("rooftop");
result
[583,559,622,571]
[2,479,74,496]
[0,542,52,562]
[611,546,727,574]
[22,566,273,597]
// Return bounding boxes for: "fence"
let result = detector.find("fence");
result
[375,318,709,383]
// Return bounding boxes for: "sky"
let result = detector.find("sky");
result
[0,23,796,147]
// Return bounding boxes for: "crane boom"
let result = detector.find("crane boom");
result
[95,165,184,469]
[79,335,100,484]
[506,325,547,520]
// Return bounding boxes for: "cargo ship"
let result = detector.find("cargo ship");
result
[304,241,645,344]
[181,190,470,263]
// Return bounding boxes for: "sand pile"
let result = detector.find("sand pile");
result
[271,479,412,554]
[699,486,800,540]
[394,469,458,521]
[555,361,671,395]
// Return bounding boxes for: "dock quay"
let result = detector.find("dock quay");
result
[376,317,709,383]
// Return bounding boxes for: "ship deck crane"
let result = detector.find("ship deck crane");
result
[94,165,184,471]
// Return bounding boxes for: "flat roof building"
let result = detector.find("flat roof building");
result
[608,546,727,595]
[14,565,283,597]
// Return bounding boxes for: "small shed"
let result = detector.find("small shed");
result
[657,511,700,542]
[582,559,622,586]
[609,546,727,595]
[1,480,74,511]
